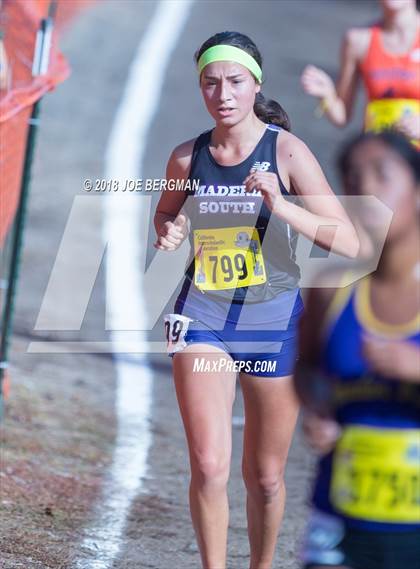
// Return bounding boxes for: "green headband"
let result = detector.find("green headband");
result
[197,45,263,84]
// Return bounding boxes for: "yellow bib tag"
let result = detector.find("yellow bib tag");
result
[365,99,419,132]
[193,226,267,291]
[330,425,420,523]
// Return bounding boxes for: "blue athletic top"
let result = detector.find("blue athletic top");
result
[312,274,420,532]
[180,123,300,304]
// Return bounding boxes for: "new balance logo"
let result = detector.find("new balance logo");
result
[251,161,271,172]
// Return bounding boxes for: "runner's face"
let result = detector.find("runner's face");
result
[380,0,415,12]
[200,61,261,125]
[344,140,419,242]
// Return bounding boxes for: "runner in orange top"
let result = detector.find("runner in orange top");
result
[301,0,420,143]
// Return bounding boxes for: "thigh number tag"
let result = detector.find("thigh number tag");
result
[163,313,192,354]
[193,226,267,291]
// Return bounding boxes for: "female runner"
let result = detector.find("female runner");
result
[301,0,420,142]
[154,31,359,569]
[295,131,420,569]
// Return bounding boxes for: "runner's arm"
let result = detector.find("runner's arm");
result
[154,139,194,231]
[301,28,368,127]
[294,280,342,452]
[294,282,333,410]
[323,29,365,126]
[154,139,195,250]
[275,134,360,258]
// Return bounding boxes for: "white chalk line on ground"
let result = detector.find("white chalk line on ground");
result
[74,1,194,567]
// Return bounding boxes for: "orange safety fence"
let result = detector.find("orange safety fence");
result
[0,0,94,247]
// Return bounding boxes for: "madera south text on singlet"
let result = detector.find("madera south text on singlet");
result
[182,124,300,304]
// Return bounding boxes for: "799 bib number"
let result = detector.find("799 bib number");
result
[207,253,248,284]
[193,227,267,291]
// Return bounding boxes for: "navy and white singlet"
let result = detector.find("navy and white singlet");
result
[182,123,300,303]
[164,123,304,377]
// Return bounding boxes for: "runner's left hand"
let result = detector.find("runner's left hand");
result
[243,170,285,212]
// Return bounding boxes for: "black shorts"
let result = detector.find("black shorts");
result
[301,509,420,569]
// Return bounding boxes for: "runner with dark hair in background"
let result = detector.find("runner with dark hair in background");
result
[296,131,420,569]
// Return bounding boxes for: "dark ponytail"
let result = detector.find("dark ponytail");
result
[254,92,291,130]
[195,31,291,131]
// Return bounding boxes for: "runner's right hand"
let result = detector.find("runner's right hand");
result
[154,213,188,251]
[301,64,336,101]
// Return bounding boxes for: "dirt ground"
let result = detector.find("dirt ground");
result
[0,1,374,568]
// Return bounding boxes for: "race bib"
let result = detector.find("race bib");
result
[330,425,420,523]
[365,98,419,133]
[163,313,193,354]
[193,226,267,291]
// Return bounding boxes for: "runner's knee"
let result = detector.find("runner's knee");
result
[243,465,285,501]
[191,452,230,488]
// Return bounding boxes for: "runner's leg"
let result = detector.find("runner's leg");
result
[239,373,299,569]
[173,344,237,569]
